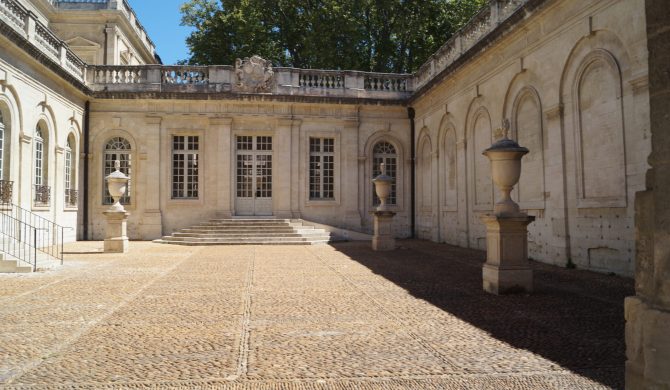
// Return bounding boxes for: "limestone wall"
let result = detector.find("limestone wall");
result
[87,101,412,240]
[0,36,86,242]
[411,0,650,276]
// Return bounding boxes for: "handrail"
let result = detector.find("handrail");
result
[0,212,39,271]
[0,202,66,266]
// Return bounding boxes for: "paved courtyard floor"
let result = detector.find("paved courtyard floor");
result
[0,240,632,389]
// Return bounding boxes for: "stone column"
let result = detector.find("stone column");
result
[210,117,232,218]
[140,116,162,239]
[625,1,670,387]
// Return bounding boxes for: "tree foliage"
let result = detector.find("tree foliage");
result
[180,0,487,73]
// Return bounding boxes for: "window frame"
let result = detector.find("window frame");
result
[308,137,335,201]
[102,137,132,206]
[171,135,200,200]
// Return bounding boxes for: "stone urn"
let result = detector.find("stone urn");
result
[372,163,394,211]
[105,160,129,212]
[483,121,528,217]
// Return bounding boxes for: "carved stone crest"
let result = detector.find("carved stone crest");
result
[234,55,274,93]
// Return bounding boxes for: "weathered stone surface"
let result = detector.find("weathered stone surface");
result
[0,240,631,389]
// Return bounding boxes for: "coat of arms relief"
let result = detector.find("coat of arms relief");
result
[234,55,274,93]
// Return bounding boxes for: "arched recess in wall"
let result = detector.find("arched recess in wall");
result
[465,100,494,211]
[64,131,78,208]
[560,31,632,209]
[503,81,546,210]
[364,132,405,211]
[438,115,458,212]
[417,128,433,212]
[93,129,137,208]
[0,85,22,202]
[33,118,53,207]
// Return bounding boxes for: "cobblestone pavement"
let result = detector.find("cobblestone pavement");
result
[0,240,632,389]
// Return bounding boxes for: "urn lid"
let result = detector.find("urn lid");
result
[372,163,393,183]
[105,160,129,181]
[483,119,529,154]
[484,137,529,154]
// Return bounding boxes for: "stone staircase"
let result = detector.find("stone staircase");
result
[155,218,331,246]
[0,253,33,273]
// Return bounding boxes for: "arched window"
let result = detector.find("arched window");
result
[0,111,5,179]
[103,137,131,205]
[0,110,9,204]
[34,122,50,206]
[65,134,77,207]
[372,141,397,206]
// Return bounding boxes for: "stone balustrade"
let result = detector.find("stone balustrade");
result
[0,0,87,81]
[1,0,531,99]
[87,65,414,99]
[413,0,529,90]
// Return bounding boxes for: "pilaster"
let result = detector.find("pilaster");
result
[210,117,233,218]
[140,116,162,239]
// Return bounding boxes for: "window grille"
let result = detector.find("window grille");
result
[172,135,199,199]
[103,137,131,205]
[309,137,335,200]
[372,141,397,206]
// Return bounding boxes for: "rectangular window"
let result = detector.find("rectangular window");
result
[172,135,199,199]
[309,137,335,200]
[64,150,72,192]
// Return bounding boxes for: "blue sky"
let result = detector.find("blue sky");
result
[127,0,194,65]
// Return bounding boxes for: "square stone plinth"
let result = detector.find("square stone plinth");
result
[372,211,396,251]
[103,210,130,253]
[480,214,535,295]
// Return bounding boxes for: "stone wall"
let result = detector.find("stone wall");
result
[410,0,650,276]
[87,100,412,240]
[0,33,86,242]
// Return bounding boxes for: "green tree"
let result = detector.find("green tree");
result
[180,0,487,73]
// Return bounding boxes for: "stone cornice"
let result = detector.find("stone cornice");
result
[0,20,90,95]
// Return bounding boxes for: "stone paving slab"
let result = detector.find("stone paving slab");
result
[0,240,631,389]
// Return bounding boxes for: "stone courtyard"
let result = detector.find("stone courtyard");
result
[0,241,631,389]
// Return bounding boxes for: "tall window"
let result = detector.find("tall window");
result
[64,134,77,207]
[309,137,335,200]
[0,111,4,180]
[34,124,45,186]
[172,135,199,199]
[372,141,397,206]
[103,137,131,205]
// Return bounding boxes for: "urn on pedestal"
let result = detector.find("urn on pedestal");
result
[371,163,396,251]
[480,120,535,294]
[104,160,130,253]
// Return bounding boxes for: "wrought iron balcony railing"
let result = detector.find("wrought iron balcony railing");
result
[34,184,51,206]
[0,180,12,204]
[65,189,78,207]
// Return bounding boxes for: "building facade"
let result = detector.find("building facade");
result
[0,0,651,276]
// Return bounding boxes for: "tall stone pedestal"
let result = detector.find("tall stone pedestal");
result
[372,211,396,251]
[104,210,129,253]
[480,214,535,294]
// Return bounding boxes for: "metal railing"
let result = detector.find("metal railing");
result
[0,180,12,204]
[0,202,66,268]
[65,189,78,207]
[34,184,51,206]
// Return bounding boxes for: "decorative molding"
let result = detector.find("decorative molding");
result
[233,55,274,93]
[544,104,563,120]
[145,116,162,125]
[629,74,649,93]
[209,117,233,126]
[20,133,32,144]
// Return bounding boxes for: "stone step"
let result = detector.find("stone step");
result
[0,259,33,273]
[159,217,331,246]
[155,239,329,246]
[171,231,326,238]
[162,235,331,242]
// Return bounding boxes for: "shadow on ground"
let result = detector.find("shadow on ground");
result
[332,239,634,389]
